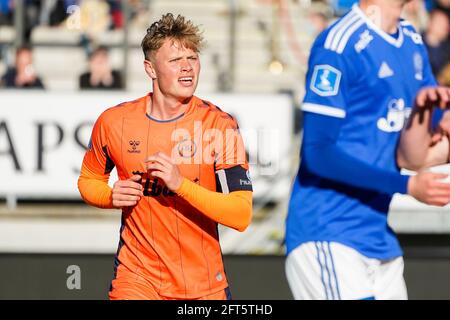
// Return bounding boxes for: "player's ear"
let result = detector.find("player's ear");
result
[144,59,157,80]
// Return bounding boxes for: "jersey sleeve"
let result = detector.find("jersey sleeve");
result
[302,112,409,195]
[214,115,252,193]
[77,112,116,208]
[302,44,356,119]
[176,179,252,232]
[81,112,115,177]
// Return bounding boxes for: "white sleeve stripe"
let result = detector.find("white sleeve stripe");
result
[336,20,365,53]
[301,103,346,118]
[325,11,356,49]
[216,169,230,194]
[329,15,361,51]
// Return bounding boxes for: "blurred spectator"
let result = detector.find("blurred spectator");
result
[424,0,435,12]
[438,61,450,85]
[0,45,44,89]
[79,0,111,36]
[0,0,12,25]
[76,0,111,57]
[107,0,122,29]
[39,0,78,27]
[435,0,450,20]
[128,0,153,29]
[307,10,330,36]
[79,45,122,90]
[1,0,150,31]
[23,0,42,41]
[423,9,450,76]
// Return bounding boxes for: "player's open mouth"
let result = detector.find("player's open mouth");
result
[178,77,193,85]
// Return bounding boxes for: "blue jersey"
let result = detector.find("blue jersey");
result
[286,5,437,259]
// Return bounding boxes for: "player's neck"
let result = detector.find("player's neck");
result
[358,2,400,34]
[148,92,192,121]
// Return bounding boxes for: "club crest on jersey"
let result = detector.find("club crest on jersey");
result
[128,140,141,153]
[310,65,341,97]
[177,139,197,158]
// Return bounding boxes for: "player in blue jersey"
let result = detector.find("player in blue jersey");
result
[285,0,450,300]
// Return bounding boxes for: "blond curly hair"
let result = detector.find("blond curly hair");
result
[141,13,204,60]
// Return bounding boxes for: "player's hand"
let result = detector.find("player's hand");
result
[430,110,450,146]
[145,152,183,191]
[111,174,143,208]
[415,86,450,110]
[407,171,450,206]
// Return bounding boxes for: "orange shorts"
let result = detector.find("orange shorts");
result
[109,277,231,300]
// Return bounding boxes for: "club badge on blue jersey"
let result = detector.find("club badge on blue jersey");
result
[310,65,342,97]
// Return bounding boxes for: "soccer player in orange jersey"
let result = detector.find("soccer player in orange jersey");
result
[77,13,253,300]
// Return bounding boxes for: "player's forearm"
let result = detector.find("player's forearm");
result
[175,178,252,232]
[303,143,409,195]
[302,112,409,195]
[422,135,450,168]
[397,107,434,171]
[78,175,113,209]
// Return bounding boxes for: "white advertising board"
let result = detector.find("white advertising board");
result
[0,91,294,201]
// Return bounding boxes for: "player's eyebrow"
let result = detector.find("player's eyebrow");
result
[169,54,198,61]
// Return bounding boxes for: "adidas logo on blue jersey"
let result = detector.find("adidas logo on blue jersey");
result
[378,62,394,79]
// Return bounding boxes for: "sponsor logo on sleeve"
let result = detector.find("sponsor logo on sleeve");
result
[310,65,342,97]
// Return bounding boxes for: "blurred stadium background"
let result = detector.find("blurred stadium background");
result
[1,0,450,299]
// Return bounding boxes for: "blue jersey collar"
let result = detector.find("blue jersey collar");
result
[352,4,404,48]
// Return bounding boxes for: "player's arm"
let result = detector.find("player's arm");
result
[397,40,450,170]
[78,161,114,209]
[303,104,450,205]
[146,143,253,232]
[78,113,143,209]
[300,45,407,194]
[397,87,450,171]
[302,113,409,195]
[301,44,450,205]
[175,178,252,232]
[78,165,143,209]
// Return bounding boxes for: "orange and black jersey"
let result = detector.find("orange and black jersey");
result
[78,93,252,299]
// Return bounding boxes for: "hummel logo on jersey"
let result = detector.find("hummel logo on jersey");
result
[128,140,141,153]
[378,62,394,79]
